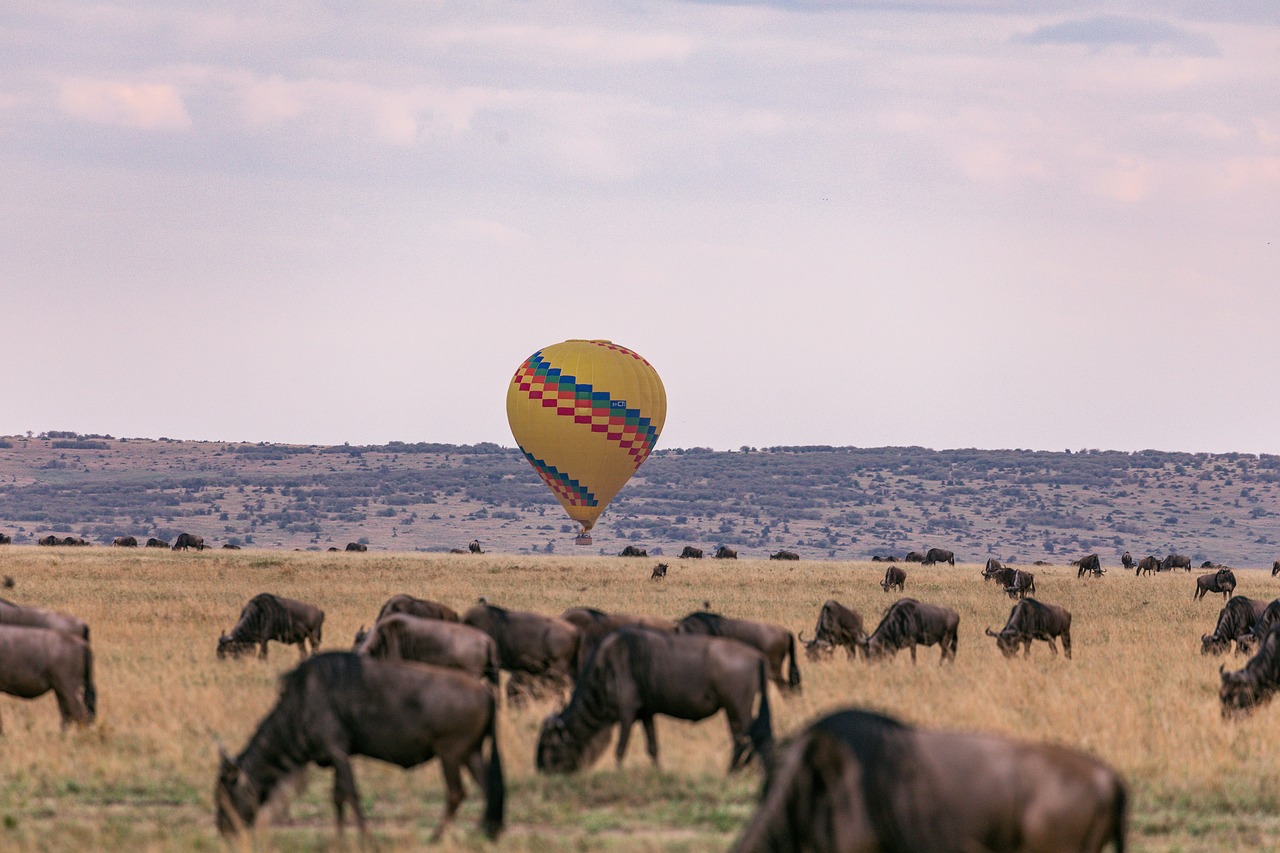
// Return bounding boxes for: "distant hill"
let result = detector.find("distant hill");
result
[0,434,1276,566]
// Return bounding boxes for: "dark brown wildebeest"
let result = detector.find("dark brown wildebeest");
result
[676,611,801,692]
[1272,560,1279,578]
[1201,560,1223,569]
[1236,598,1280,656]
[714,546,737,559]
[62,536,88,546]
[922,547,955,566]
[871,555,901,563]
[880,565,906,593]
[730,708,1126,853]
[618,545,648,557]
[1136,555,1160,576]
[217,594,324,661]
[858,598,959,665]
[37,535,59,547]
[1219,624,1280,717]
[0,597,90,640]
[1076,553,1103,578]
[355,613,500,686]
[770,550,799,561]
[327,546,339,551]
[172,532,204,551]
[1202,596,1269,655]
[1004,569,1037,600]
[222,543,241,550]
[1033,559,1052,566]
[650,563,668,580]
[215,652,503,841]
[0,534,9,545]
[1194,568,1237,602]
[983,563,1016,586]
[0,624,96,734]
[112,536,138,547]
[1121,551,1134,569]
[469,539,483,554]
[679,546,703,559]
[345,542,367,552]
[371,594,460,625]
[145,537,168,548]
[535,627,773,774]
[986,598,1072,659]
[904,551,925,563]
[449,548,467,554]
[1161,554,1192,572]
[800,600,866,661]
[462,602,582,705]
[560,607,676,669]
[984,557,1004,574]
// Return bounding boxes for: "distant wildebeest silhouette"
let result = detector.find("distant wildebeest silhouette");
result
[145,537,168,548]
[1121,551,1134,569]
[1194,569,1237,602]
[714,546,737,559]
[112,536,138,547]
[619,545,648,557]
[1136,555,1160,576]
[800,600,866,661]
[986,598,1072,659]
[880,565,906,593]
[770,550,799,561]
[469,539,483,554]
[904,551,925,563]
[650,562,668,580]
[172,532,204,551]
[345,542,367,552]
[1161,554,1192,572]
[922,548,954,566]
[859,598,959,665]
[1075,553,1103,578]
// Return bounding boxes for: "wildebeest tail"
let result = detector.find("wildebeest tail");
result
[481,692,505,839]
[786,633,801,690]
[82,643,97,721]
[313,612,323,649]
[749,659,774,769]
[1112,778,1128,853]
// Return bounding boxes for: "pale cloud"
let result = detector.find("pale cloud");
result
[1017,15,1219,57]
[451,218,532,248]
[58,79,191,130]
[424,25,694,66]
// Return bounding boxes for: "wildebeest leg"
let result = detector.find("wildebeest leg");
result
[615,710,637,765]
[908,642,917,664]
[331,754,366,834]
[641,716,659,766]
[430,757,466,842]
[297,641,308,661]
[726,706,752,772]
[1046,638,1058,656]
[258,640,269,660]
[1062,630,1072,660]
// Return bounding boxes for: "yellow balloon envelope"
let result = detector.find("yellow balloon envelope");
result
[507,340,666,533]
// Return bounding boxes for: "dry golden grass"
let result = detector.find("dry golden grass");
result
[0,547,1277,851]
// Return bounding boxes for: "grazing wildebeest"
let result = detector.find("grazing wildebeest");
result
[449,548,468,554]
[0,534,9,545]
[1236,598,1280,656]
[650,563,668,580]
[112,536,138,547]
[172,532,204,551]
[770,550,799,561]
[0,597,90,640]
[345,542,367,552]
[215,653,503,841]
[1162,554,1192,572]
[730,708,1126,853]
[462,602,581,705]
[904,551,925,563]
[535,627,773,774]
[922,547,955,566]
[145,537,168,548]
[714,546,737,559]
[1121,551,1134,569]
[1033,559,1052,566]
[676,611,801,692]
[0,625,96,734]
[37,535,59,547]
[1201,561,1222,569]
[880,565,906,593]
[560,607,676,670]
[1004,569,1037,600]
[1219,624,1280,717]
[618,545,648,558]
[679,546,703,559]
[217,594,324,661]
[1202,596,1269,655]
[355,614,499,686]
[372,594,460,625]
[871,555,900,563]
[986,598,1072,659]
[62,536,88,546]
[800,600,866,661]
[469,539,483,554]
[1076,553,1103,578]
[222,543,241,550]
[859,598,959,664]
[1194,568,1237,602]
[1136,555,1160,576]
[982,563,1016,587]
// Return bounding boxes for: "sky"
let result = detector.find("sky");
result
[2,2,1278,454]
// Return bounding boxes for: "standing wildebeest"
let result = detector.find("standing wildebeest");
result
[800,600,866,661]
[215,653,503,841]
[618,545,648,557]
[535,628,773,774]
[561,607,676,670]
[650,563,668,580]
[1161,554,1192,572]
[217,594,324,660]
[0,597,90,640]
[1201,596,1269,655]
[880,565,906,593]
[1136,555,1160,576]
[1076,553,1103,578]
[1004,569,1037,599]
[714,546,737,559]
[984,557,1004,574]
[922,548,955,566]
[356,614,499,686]
[345,542,367,552]
[462,602,582,704]
[904,551,925,563]
[37,535,59,547]
[469,539,483,554]
[676,611,801,692]
[982,563,1016,586]
[858,598,959,664]
[730,708,1126,853]
[145,537,168,548]
[371,594,459,625]
[1272,560,1279,578]
[770,550,800,561]
[1121,551,1134,569]
[1219,624,1280,717]
[112,536,138,547]
[0,624,96,733]
[172,532,204,551]
[679,546,703,559]
[986,598,1072,659]
[0,534,9,545]
[1194,568,1237,602]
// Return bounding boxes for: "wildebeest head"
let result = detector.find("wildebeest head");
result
[216,631,255,660]
[535,714,611,773]
[352,625,370,649]
[215,747,259,835]
[984,627,1021,658]
[1201,633,1232,656]
[798,631,834,662]
[1218,664,1264,717]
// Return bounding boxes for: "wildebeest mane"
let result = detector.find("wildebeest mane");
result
[230,594,300,645]
[680,611,726,635]
[870,599,919,649]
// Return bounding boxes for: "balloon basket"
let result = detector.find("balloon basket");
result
[574,533,593,546]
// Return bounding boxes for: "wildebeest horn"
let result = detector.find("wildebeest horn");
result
[798,630,809,643]
[984,627,997,637]
[1219,663,1226,676]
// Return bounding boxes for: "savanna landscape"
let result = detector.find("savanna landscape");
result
[0,546,1276,851]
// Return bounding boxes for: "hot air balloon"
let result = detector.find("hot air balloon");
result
[507,340,666,541]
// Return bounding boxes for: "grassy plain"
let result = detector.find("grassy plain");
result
[0,548,1276,851]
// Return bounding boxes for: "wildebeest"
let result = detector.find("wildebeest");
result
[462,602,582,704]
[0,534,9,545]
[986,598,1072,659]
[560,607,676,669]
[145,537,168,548]
[1033,559,1052,566]
[1201,596,1269,655]
[1272,560,1279,578]
[676,611,801,692]
[922,547,955,566]
[355,614,499,686]
[714,546,737,559]
[800,600,866,661]
[982,563,1016,587]
[0,624,96,733]
[1136,555,1160,576]
[650,563,668,580]
[904,551,925,563]
[1219,624,1280,717]
[222,543,241,550]
[770,550,799,561]
[1121,551,1134,569]
[61,536,88,546]
[0,597,90,640]
[345,542,367,552]
[983,557,1004,574]
[871,555,900,563]
[730,708,1126,853]
[859,598,959,664]
[1076,553,1103,578]
[678,546,703,559]
[217,594,325,660]
[371,593,460,625]
[112,536,138,547]
[449,548,468,554]
[880,565,906,593]
[215,653,503,841]
[1201,560,1224,569]
[172,532,204,551]
[1236,598,1280,656]
[37,535,59,546]
[1161,554,1192,572]
[618,545,648,558]
[535,627,773,774]
[1004,569,1037,600]
[469,539,483,554]
[1194,568,1237,602]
